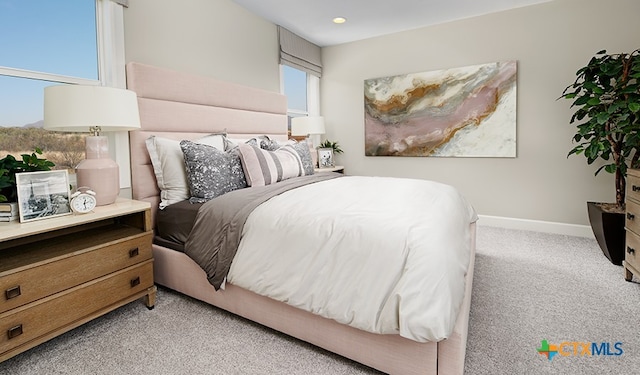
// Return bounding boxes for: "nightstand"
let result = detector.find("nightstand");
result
[315,165,345,174]
[0,198,156,362]
[625,169,640,281]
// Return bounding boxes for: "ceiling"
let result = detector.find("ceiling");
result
[231,0,551,47]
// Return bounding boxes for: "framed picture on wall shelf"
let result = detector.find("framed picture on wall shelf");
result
[318,148,335,168]
[16,170,72,223]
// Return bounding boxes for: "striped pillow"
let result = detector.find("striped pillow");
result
[238,144,304,186]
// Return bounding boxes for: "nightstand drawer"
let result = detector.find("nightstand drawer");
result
[626,199,640,236]
[627,170,640,204]
[625,231,640,270]
[0,231,152,313]
[0,260,153,354]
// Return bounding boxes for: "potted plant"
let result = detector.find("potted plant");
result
[0,148,55,203]
[318,139,343,155]
[560,49,640,264]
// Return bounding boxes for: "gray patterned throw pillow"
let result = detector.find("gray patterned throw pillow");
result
[254,135,280,151]
[180,140,247,203]
[289,141,315,175]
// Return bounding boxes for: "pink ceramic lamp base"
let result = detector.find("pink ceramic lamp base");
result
[76,136,119,206]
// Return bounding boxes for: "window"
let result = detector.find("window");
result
[283,65,307,114]
[277,26,322,133]
[281,65,320,132]
[0,0,129,187]
[0,0,99,170]
[0,1,98,81]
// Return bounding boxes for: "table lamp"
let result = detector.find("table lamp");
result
[43,85,140,206]
[291,116,326,169]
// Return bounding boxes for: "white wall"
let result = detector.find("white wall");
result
[123,0,280,92]
[321,0,640,227]
[122,0,640,228]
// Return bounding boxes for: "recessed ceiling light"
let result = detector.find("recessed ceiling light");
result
[333,17,347,24]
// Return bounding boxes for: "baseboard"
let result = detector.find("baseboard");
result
[477,215,594,238]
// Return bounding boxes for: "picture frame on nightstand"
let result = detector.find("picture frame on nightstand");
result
[16,170,72,223]
[318,148,335,168]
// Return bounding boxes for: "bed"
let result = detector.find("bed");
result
[126,62,477,375]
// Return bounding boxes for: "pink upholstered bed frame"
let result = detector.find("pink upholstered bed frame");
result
[126,62,475,375]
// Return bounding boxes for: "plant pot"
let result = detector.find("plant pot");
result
[587,202,625,265]
[0,186,17,203]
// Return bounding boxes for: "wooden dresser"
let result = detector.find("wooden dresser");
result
[0,198,156,362]
[624,169,640,281]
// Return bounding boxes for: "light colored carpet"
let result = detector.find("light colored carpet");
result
[0,287,376,375]
[465,226,640,375]
[1,225,639,374]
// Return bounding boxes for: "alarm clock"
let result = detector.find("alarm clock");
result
[70,186,97,214]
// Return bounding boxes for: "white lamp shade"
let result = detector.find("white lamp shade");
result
[43,85,140,132]
[43,84,140,206]
[291,116,325,136]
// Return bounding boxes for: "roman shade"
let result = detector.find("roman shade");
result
[278,26,322,77]
[111,0,129,7]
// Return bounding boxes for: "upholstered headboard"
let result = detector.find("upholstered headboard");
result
[126,62,288,220]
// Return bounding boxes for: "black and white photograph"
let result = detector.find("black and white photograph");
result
[317,148,334,168]
[16,170,71,223]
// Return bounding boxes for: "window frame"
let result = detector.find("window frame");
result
[0,67,99,86]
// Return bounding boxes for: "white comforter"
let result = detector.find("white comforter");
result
[227,176,477,342]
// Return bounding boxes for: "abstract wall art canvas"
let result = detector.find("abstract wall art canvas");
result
[364,61,517,157]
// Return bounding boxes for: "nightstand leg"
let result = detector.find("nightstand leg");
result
[624,266,633,282]
[144,285,157,309]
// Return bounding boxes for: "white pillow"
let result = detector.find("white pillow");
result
[146,134,226,209]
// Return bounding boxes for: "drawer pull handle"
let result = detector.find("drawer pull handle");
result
[129,248,139,258]
[628,246,636,255]
[5,285,21,300]
[7,324,23,339]
[130,277,141,288]
[634,185,640,192]
[627,212,635,220]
